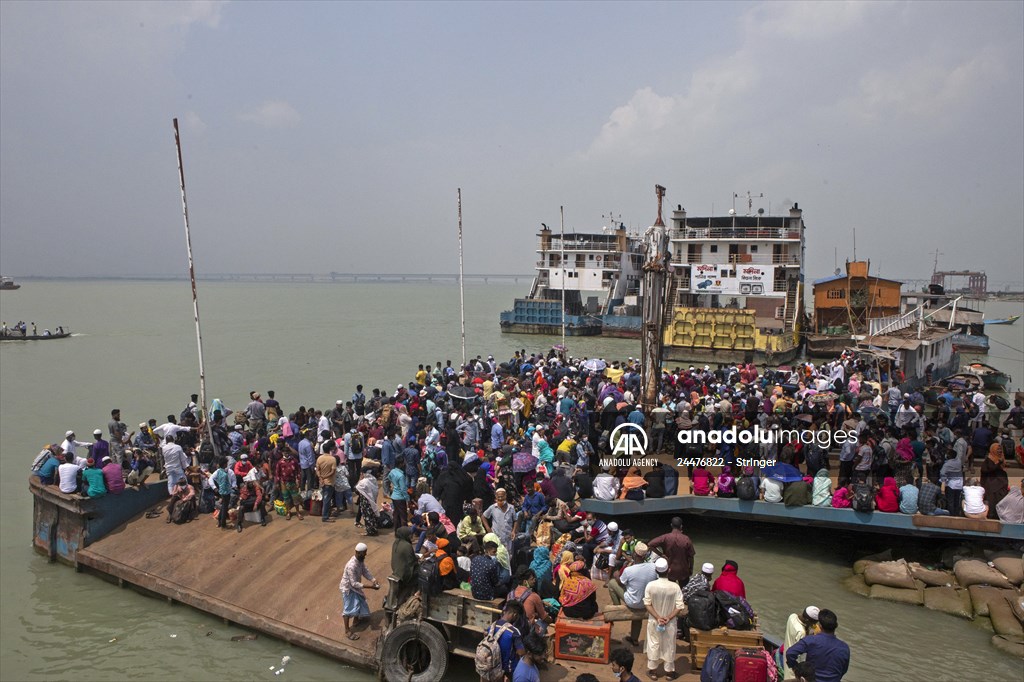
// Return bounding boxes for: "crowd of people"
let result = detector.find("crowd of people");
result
[30,348,1022,681]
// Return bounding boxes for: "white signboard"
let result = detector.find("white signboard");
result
[690,263,778,297]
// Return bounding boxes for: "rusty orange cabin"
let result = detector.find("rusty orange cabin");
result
[812,260,902,332]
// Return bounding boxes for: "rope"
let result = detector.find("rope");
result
[987,337,1024,354]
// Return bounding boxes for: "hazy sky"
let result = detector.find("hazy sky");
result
[1,1,1022,286]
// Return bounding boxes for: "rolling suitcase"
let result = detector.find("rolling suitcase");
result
[733,647,768,682]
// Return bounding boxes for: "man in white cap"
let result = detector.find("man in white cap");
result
[91,428,110,465]
[609,542,657,647]
[60,430,92,464]
[643,557,686,679]
[339,542,379,641]
[682,562,715,601]
[783,605,820,679]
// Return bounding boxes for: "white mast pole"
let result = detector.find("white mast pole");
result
[173,118,216,457]
[560,205,566,354]
[458,188,467,368]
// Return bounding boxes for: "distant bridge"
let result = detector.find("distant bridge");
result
[199,272,531,284]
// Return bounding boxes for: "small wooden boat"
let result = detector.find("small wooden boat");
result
[0,276,20,290]
[962,362,1011,390]
[805,333,851,358]
[0,330,71,341]
[982,314,1020,325]
[939,373,983,392]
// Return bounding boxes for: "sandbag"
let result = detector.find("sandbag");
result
[909,562,955,587]
[852,559,877,576]
[992,556,1024,586]
[923,586,973,619]
[990,635,1024,659]
[989,598,1024,638]
[864,559,917,590]
[1009,594,1024,624]
[969,586,1017,617]
[869,583,924,605]
[955,560,1015,589]
[842,573,871,597]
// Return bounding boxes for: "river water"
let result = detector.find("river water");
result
[1,280,1021,681]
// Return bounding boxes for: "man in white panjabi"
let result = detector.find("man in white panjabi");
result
[642,557,686,679]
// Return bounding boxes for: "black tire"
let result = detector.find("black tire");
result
[380,622,448,682]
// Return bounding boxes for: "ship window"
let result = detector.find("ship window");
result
[589,255,593,260]
[750,245,758,252]
[709,245,718,253]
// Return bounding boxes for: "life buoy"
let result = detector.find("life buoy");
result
[596,256,602,264]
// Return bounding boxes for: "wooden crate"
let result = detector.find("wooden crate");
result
[690,627,763,669]
[554,617,612,664]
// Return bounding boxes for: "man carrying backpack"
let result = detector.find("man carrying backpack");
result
[476,601,525,682]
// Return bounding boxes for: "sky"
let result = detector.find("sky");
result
[1,1,1022,287]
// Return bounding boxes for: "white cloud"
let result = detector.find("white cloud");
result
[138,1,227,30]
[741,0,874,39]
[238,100,301,128]
[839,48,1007,129]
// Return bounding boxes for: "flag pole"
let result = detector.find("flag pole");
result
[173,118,217,457]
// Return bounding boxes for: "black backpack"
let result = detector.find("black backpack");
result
[197,441,215,465]
[736,476,757,501]
[350,433,364,456]
[714,591,755,630]
[686,589,720,631]
[418,554,444,596]
[180,405,193,423]
[700,645,733,682]
[852,483,875,512]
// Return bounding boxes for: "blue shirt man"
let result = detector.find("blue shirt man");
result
[490,421,504,451]
[785,609,850,682]
[298,438,316,470]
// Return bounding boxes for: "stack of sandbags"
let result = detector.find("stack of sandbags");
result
[988,595,1024,639]
[863,559,924,605]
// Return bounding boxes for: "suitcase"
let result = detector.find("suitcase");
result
[733,647,768,682]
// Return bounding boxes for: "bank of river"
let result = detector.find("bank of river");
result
[1,281,1021,681]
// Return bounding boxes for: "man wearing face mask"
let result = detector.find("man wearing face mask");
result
[608,647,641,682]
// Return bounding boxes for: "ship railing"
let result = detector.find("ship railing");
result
[671,254,801,266]
[671,227,802,241]
[547,239,621,252]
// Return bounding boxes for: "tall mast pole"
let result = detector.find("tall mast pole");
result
[173,118,216,456]
[458,188,467,368]
[560,205,566,354]
[641,185,669,415]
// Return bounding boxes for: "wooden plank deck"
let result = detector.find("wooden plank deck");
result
[75,505,705,681]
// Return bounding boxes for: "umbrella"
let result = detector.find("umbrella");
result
[794,413,814,423]
[808,391,839,405]
[763,462,804,482]
[512,451,539,473]
[449,386,477,400]
[858,405,881,417]
[582,358,607,372]
[552,344,567,352]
